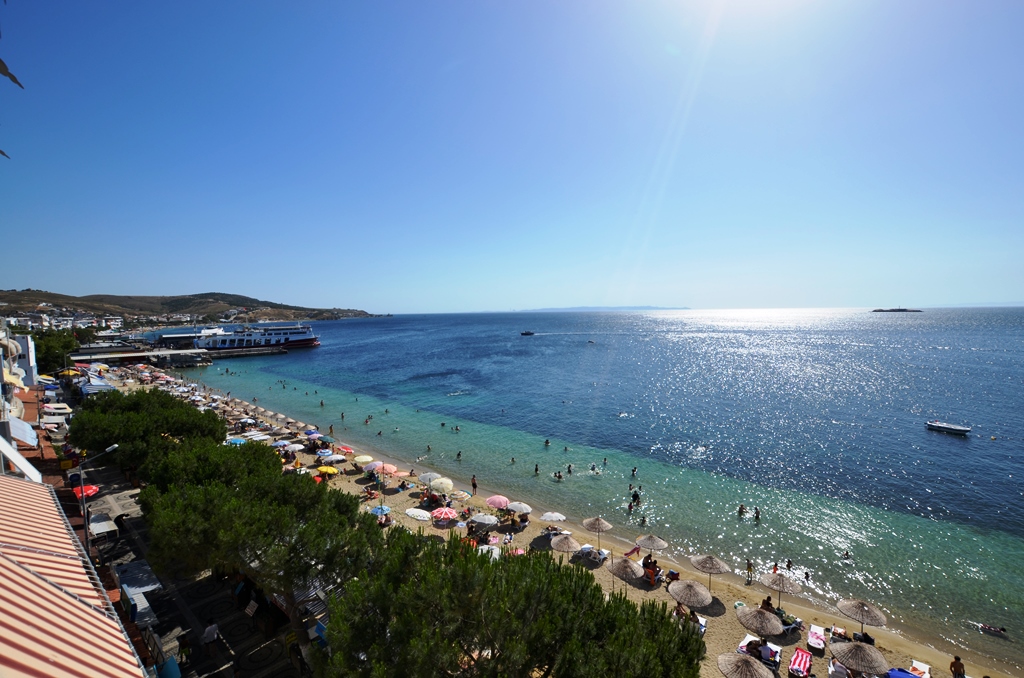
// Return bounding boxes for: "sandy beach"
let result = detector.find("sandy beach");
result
[113,367,1014,678]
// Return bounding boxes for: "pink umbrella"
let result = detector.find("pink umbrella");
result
[392,471,410,478]
[381,463,398,475]
[431,507,458,521]
[486,495,510,509]
[307,432,322,439]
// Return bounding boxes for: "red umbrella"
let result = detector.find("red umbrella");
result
[431,507,458,521]
[73,485,100,499]
[313,476,323,484]
[339,445,355,454]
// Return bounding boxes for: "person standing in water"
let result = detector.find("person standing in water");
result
[471,476,477,495]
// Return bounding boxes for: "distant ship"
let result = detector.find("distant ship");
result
[872,308,922,313]
[521,331,535,336]
[925,420,971,435]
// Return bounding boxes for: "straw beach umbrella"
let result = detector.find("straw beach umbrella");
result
[717,653,773,678]
[690,554,731,591]
[758,572,802,609]
[635,534,669,555]
[829,641,889,675]
[582,516,612,553]
[837,598,887,635]
[550,534,581,554]
[606,556,644,591]
[736,606,784,637]
[668,580,712,609]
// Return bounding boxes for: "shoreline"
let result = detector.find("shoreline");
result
[123,368,1016,678]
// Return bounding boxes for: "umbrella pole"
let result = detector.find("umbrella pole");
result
[708,572,712,592]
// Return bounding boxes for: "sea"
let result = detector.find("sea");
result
[180,308,1024,670]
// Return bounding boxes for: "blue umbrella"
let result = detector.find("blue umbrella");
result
[44,385,60,391]
[304,429,319,435]
[370,505,391,516]
[316,449,333,457]
[228,438,246,445]
[271,440,289,447]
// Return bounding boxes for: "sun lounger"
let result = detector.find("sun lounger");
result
[781,616,804,635]
[579,544,610,563]
[909,660,931,678]
[696,615,707,637]
[788,647,812,678]
[737,633,781,672]
[830,625,850,643]
[807,624,826,651]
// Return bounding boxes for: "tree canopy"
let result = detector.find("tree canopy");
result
[318,529,705,678]
[68,388,226,469]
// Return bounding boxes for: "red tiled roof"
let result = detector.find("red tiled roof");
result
[0,475,144,678]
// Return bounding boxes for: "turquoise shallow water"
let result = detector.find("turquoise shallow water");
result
[180,308,1024,669]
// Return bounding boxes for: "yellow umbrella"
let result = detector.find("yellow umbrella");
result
[353,455,374,464]
[317,466,340,475]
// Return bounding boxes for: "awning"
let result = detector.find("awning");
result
[2,367,25,388]
[9,417,38,447]
[0,434,42,483]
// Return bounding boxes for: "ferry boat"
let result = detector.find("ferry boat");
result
[193,324,320,350]
[521,331,535,336]
[925,420,971,435]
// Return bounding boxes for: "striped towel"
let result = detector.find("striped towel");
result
[789,648,812,677]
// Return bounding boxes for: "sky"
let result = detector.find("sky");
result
[1,1,1022,314]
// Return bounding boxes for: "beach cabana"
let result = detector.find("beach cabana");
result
[758,572,802,609]
[690,554,731,591]
[582,516,613,553]
[836,598,887,636]
[668,580,712,609]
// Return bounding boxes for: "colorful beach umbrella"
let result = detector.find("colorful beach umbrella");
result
[271,440,290,447]
[370,505,391,516]
[316,449,333,457]
[317,466,340,475]
[485,495,510,509]
[304,429,319,435]
[427,477,453,493]
[307,432,322,439]
[431,507,458,521]
[339,445,354,453]
[381,463,398,475]
[353,455,374,464]
[406,508,431,521]
[318,435,336,443]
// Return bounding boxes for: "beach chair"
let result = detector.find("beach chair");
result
[737,634,782,672]
[830,625,850,643]
[807,624,826,652]
[695,615,707,637]
[780,614,804,635]
[909,660,931,678]
[580,544,610,563]
[788,647,812,678]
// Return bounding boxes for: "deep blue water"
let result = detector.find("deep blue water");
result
[185,308,1024,669]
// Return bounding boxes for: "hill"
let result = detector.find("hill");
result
[0,289,372,321]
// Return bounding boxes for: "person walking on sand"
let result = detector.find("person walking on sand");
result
[471,476,477,495]
[950,656,966,678]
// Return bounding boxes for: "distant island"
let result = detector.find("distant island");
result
[522,306,690,313]
[872,308,922,313]
[0,289,374,324]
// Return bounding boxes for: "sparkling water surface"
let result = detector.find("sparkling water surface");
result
[183,308,1024,669]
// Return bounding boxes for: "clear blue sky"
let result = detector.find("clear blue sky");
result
[2,1,1022,313]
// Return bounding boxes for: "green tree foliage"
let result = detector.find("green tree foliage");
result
[318,530,705,678]
[69,388,226,469]
[141,438,382,634]
[21,329,78,374]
